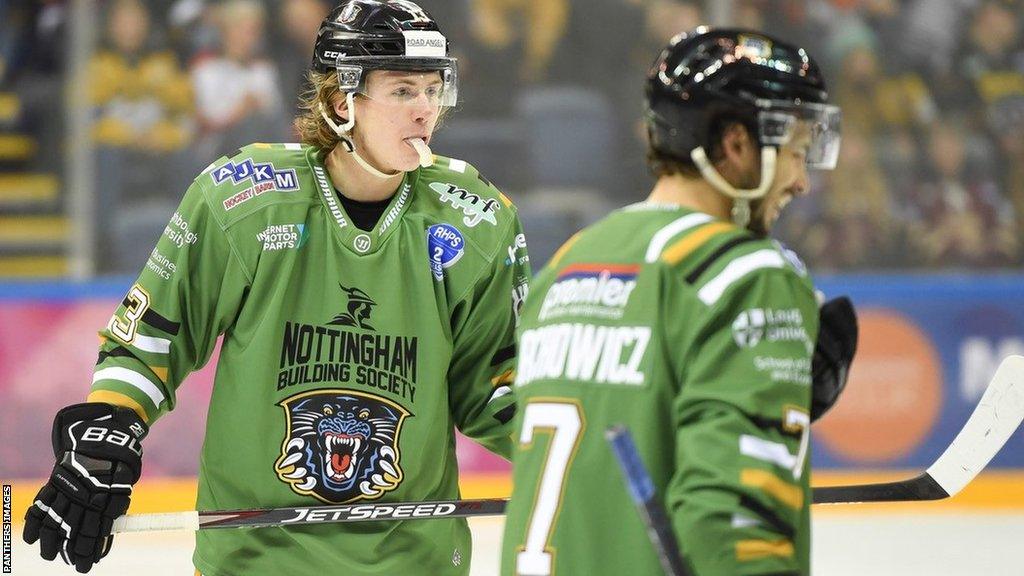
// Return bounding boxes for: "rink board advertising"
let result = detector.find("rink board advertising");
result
[1,275,1023,477]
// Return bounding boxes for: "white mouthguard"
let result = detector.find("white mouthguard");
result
[407,138,433,168]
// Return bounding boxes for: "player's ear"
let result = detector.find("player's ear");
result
[719,122,756,166]
[332,93,350,124]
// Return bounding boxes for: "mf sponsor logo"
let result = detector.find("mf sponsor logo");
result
[164,211,199,248]
[732,308,810,350]
[428,182,500,227]
[539,264,638,321]
[211,158,300,210]
[504,233,529,266]
[517,323,650,386]
[258,224,308,251]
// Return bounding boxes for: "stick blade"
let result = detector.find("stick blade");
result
[812,355,1024,505]
[926,355,1024,497]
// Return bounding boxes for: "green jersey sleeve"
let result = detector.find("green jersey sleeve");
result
[446,209,529,458]
[89,173,251,423]
[666,260,818,576]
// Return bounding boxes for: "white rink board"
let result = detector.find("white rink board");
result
[9,513,1024,575]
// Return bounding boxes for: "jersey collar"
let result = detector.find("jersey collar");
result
[307,147,417,255]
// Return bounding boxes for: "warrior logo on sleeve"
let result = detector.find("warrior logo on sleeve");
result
[275,390,410,503]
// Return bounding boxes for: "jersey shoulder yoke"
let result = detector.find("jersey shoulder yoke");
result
[198,143,315,225]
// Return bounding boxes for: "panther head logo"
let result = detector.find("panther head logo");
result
[275,390,411,503]
[329,284,376,330]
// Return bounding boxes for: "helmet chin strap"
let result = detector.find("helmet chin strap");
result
[690,146,777,228]
[319,95,401,180]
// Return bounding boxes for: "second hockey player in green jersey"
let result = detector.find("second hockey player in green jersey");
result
[503,205,817,576]
[502,28,853,576]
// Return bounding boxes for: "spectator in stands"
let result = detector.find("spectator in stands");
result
[459,0,569,114]
[163,0,221,64]
[817,127,896,268]
[90,0,195,272]
[273,0,330,119]
[190,0,288,158]
[947,0,1023,117]
[906,119,1019,267]
[900,0,978,79]
[91,0,193,153]
[733,0,766,31]
[833,37,936,137]
[989,98,1024,261]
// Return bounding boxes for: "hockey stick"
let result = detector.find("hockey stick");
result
[112,356,1024,533]
[814,354,1024,504]
[112,498,510,532]
[607,425,692,576]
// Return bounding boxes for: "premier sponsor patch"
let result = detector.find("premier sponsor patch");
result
[539,264,639,321]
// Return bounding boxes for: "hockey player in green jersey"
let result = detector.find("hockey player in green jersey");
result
[23,2,529,574]
[501,28,857,576]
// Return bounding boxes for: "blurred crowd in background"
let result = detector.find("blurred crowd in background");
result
[1,0,1022,275]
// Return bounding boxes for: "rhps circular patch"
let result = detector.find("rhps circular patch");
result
[426,223,464,280]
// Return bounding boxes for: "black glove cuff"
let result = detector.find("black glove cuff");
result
[51,402,148,484]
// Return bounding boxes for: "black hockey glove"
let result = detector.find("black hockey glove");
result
[810,297,858,422]
[23,402,148,573]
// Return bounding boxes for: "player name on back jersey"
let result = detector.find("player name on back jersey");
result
[90,143,529,576]
[501,202,818,576]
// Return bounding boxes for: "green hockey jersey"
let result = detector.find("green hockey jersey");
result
[501,203,819,576]
[88,143,530,575]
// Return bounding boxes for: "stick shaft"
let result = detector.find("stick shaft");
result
[113,498,509,532]
[606,425,692,576]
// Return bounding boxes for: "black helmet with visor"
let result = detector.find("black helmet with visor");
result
[312,0,457,107]
[645,27,841,225]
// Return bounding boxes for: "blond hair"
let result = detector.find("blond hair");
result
[294,70,345,152]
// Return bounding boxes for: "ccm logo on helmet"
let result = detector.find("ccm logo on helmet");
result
[323,51,346,59]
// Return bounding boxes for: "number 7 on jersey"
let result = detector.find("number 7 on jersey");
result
[515,401,585,576]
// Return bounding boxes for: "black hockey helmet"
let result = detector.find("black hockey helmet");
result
[311,0,457,105]
[645,27,840,170]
